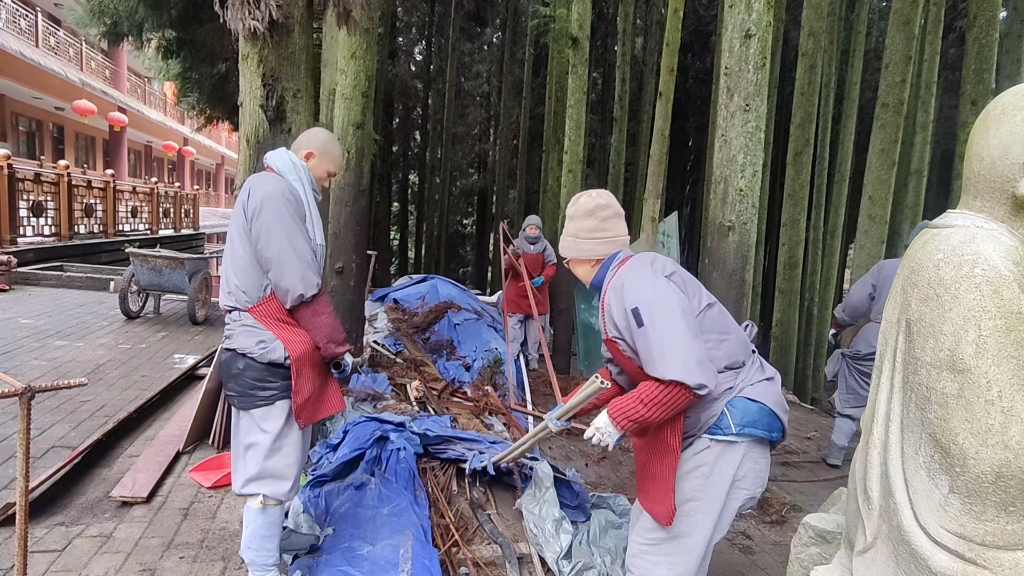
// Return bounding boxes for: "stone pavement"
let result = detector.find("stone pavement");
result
[0,286,224,506]
[0,383,246,576]
[0,394,846,576]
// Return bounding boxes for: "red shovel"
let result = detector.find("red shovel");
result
[188,452,232,489]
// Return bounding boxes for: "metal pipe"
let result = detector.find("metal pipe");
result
[494,373,610,464]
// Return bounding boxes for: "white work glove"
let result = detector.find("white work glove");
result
[584,409,624,451]
[828,328,838,346]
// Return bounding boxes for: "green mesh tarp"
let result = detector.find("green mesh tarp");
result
[574,213,681,375]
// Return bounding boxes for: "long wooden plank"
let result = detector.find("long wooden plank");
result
[108,385,203,503]
[0,348,216,520]
[180,346,224,453]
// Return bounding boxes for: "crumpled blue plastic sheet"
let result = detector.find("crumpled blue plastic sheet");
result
[347,372,391,395]
[290,414,592,575]
[370,275,508,391]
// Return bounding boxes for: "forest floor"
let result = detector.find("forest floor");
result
[0,369,847,576]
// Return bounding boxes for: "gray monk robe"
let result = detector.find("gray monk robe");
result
[220,170,348,503]
[826,258,899,419]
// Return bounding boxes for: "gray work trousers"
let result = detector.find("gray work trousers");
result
[506,313,550,369]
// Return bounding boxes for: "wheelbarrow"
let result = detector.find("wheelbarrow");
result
[119,248,222,325]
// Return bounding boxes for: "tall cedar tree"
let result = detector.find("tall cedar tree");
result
[637,0,685,250]
[216,0,316,181]
[848,0,926,281]
[770,0,827,394]
[322,0,381,352]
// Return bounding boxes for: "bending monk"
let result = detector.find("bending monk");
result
[550,189,789,576]
[822,219,929,468]
[220,128,354,576]
[812,84,1024,575]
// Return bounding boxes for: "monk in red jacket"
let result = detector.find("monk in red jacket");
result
[552,189,788,576]
[502,215,556,370]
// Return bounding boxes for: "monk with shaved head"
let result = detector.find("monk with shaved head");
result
[219,128,355,576]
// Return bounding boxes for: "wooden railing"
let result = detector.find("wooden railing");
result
[0,0,239,154]
[0,151,201,247]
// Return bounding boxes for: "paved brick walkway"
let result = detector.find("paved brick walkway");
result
[0,286,223,507]
[0,384,246,576]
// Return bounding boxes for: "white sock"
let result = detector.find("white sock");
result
[240,501,285,576]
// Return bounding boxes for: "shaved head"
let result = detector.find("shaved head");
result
[290,127,346,190]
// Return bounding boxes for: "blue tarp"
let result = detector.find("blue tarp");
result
[371,276,508,391]
[290,414,592,575]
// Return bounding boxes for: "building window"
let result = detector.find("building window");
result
[74,133,96,169]
[128,149,143,179]
[153,157,165,182]
[12,113,43,160]
[50,123,65,162]
[167,159,177,183]
[205,169,212,191]
[102,139,110,171]
[227,177,235,194]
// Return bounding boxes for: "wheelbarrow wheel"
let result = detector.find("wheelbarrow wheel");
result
[187,270,213,325]
[118,266,149,319]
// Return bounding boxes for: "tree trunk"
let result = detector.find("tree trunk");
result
[237,0,315,181]
[768,0,827,393]
[539,0,570,235]
[397,102,412,277]
[637,0,685,250]
[699,0,773,323]
[322,1,381,354]
[794,1,841,403]
[814,0,870,390]
[493,0,521,292]
[997,0,1024,94]
[888,0,944,256]
[513,0,536,228]
[607,0,635,200]
[631,0,664,235]
[413,0,437,273]
[748,0,787,329]
[559,0,593,219]
[372,2,396,287]
[950,0,1000,207]
[848,0,926,281]
[435,0,461,275]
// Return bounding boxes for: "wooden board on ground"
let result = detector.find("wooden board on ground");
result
[108,385,203,503]
[0,286,224,519]
[180,346,224,453]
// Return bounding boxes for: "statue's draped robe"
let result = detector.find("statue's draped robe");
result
[815,212,1024,575]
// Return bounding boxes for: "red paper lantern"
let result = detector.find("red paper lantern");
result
[180,146,197,159]
[161,140,180,157]
[105,111,129,131]
[70,99,98,122]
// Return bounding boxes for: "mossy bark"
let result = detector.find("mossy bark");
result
[997,0,1024,94]
[637,0,685,250]
[631,0,664,235]
[795,0,840,402]
[321,1,381,352]
[237,0,315,182]
[847,0,926,281]
[749,0,787,329]
[949,0,1000,207]
[558,0,593,226]
[769,0,827,392]
[699,0,773,322]
[607,0,635,200]
[539,0,570,235]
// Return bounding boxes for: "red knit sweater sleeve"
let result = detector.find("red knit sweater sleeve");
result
[564,367,627,417]
[291,290,352,362]
[541,262,556,283]
[606,379,700,434]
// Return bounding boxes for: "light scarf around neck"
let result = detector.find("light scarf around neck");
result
[263,148,326,268]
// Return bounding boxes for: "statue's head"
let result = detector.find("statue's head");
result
[958,84,1024,236]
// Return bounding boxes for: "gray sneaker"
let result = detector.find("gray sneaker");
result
[823,441,846,469]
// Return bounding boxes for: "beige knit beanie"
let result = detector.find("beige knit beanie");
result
[558,189,631,260]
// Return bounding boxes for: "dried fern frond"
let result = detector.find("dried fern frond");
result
[214,0,281,36]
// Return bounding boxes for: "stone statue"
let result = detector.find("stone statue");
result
[792,85,1024,575]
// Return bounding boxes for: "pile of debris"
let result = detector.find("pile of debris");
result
[286,275,631,576]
